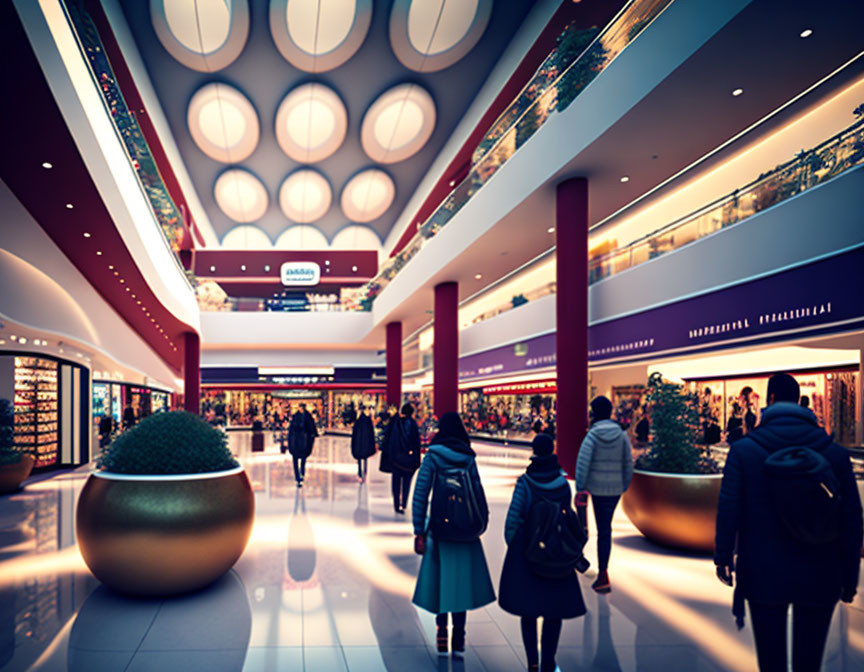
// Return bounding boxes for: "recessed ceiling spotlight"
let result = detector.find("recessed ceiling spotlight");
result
[65,203,74,209]
[136,300,141,305]
[96,251,102,256]
[19,337,27,345]
[210,266,216,272]
[547,227,555,233]
[352,265,358,272]
[799,28,813,38]
[83,232,91,238]
[42,162,53,169]
[240,265,247,272]
[620,176,630,183]
[474,274,482,280]
[264,265,271,272]
[119,279,125,284]
[732,88,744,97]
[108,265,114,269]
[449,180,455,187]
[325,260,330,265]
[125,287,130,292]
[10,335,17,341]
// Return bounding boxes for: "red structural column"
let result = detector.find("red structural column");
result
[386,321,403,408]
[183,331,201,415]
[555,178,589,476]
[434,282,459,417]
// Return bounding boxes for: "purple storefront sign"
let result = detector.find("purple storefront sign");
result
[588,245,864,362]
[459,333,556,381]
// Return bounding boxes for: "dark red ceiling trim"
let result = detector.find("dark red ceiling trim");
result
[390,0,624,258]
[1,3,193,373]
[85,0,201,250]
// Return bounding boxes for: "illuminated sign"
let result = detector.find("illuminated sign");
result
[280,262,320,286]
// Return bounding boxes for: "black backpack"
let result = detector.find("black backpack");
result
[429,463,488,542]
[523,480,589,578]
[763,442,842,545]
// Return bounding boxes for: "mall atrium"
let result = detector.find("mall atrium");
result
[1,0,863,670]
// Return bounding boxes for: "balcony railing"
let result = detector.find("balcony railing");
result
[588,112,864,284]
[358,0,674,309]
[62,1,192,285]
[195,281,371,313]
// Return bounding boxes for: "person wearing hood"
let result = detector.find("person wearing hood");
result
[575,396,633,594]
[715,373,862,672]
[499,434,586,672]
[411,412,496,658]
[350,405,376,482]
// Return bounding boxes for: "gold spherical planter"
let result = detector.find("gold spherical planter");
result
[0,454,35,495]
[76,467,254,596]
[621,469,722,553]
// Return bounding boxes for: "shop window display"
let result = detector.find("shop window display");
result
[13,357,58,469]
[402,391,436,444]
[328,391,385,431]
[459,382,556,443]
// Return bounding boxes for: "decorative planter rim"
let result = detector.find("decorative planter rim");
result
[633,468,722,479]
[90,465,244,481]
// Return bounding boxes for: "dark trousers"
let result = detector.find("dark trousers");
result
[436,612,466,632]
[357,458,367,478]
[292,456,306,483]
[592,495,620,573]
[748,601,835,672]
[391,469,413,510]
[520,616,562,672]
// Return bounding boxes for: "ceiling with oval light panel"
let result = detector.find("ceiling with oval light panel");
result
[276,225,330,250]
[150,0,249,72]
[125,0,537,248]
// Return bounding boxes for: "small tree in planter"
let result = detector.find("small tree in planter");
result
[0,399,36,494]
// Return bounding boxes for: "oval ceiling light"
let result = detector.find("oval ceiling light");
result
[221,225,274,249]
[275,225,330,250]
[275,83,348,162]
[151,0,250,72]
[361,83,436,163]
[270,0,372,72]
[341,169,395,223]
[279,169,332,223]
[188,82,259,163]
[214,169,269,223]
[390,0,491,72]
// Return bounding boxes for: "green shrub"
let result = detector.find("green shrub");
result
[0,399,22,465]
[98,411,238,474]
[635,372,720,475]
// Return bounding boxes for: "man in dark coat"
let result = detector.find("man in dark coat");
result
[389,404,422,514]
[351,405,376,481]
[715,372,862,672]
[288,404,317,486]
[98,414,113,450]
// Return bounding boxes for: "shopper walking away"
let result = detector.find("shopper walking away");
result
[715,372,862,672]
[388,404,422,513]
[351,405,376,482]
[499,434,587,672]
[377,407,395,474]
[575,396,634,594]
[288,404,316,486]
[412,412,495,657]
[98,414,113,450]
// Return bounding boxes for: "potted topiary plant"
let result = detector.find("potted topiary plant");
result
[621,372,722,552]
[0,399,35,495]
[76,411,254,596]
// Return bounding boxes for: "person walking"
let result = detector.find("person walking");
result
[288,403,317,486]
[351,405,376,482]
[388,404,422,514]
[377,406,394,474]
[98,413,113,451]
[574,396,633,594]
[412,412,495,657]
[499,434,587,672]
[715,372,862,672]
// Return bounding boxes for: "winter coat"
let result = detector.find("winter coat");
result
[412,444,496,614]
[715,402,862,621]
[378,417,393,473]
[389,416,422,473]
[575,420,634,496]
[288,411,317,458]
[351,414,376,460]
[499,454,586,619]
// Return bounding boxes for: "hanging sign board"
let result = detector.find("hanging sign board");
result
[280,262,320,286]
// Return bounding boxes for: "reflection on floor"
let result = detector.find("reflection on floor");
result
[0,433,862,671]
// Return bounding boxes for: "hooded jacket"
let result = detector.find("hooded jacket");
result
[574,420,633,496]
[412,443,484,537]
[504,454,571,544]
[715,402,862,621]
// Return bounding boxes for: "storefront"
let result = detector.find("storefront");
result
[327,390,385,431]
[201,388,327,430]
[460,380,556,442]
[92,381,174,444]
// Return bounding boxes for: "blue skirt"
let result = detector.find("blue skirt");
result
[412,535,496,614]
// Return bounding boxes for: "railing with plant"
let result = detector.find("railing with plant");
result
[358,0,674,309]
[588,108,864,284]
[62,1,191,282]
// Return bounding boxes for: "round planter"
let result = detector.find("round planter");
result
[76,466,254,596]
[621,469,722,553]
[0,454,35,495]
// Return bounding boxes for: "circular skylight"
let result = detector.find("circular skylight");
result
[361,83,435,163]
[276,225,330,250]
[331,224,382,250]
[270,0,373,73]
[341,169,395,223]
[151,0,250,72]
[390,0,492,72]
[188,83,259,163]
[279,169,332,223]
[214,169,269,223]
[275,83,347,162]
[221,225,274,249]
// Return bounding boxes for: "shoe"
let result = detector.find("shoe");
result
[451,629,465,658]
[527,665,539,672]
[592,570,611,594]
[297,480,303,488]
[436,626,448,655]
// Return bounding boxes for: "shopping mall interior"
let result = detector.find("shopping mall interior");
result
[1,0,864,670]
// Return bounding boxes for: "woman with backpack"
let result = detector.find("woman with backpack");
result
[412,412,496,658]
[499,434,587,672]
[350,405,376,482]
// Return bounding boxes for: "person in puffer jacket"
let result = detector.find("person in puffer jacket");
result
[575,396,633,593]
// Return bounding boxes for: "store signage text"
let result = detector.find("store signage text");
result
[280,262,320,286]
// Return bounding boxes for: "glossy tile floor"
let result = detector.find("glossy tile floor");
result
[1,434,863,671]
